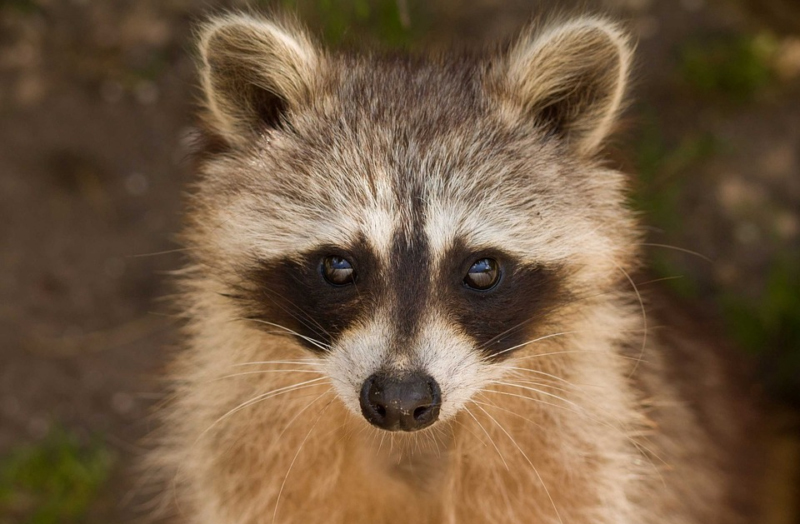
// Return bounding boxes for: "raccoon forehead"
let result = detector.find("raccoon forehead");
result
[195,86,626,269]
[199,142,616,270]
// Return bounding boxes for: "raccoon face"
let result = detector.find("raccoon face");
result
[191,16,634,432]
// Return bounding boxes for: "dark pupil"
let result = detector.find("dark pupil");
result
[465,258,499,290]
[323,256,355,285]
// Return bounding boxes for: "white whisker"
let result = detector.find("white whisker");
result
[243,318,332,351]
[272,398,335,524]
[481,384,667,483]
[211,369,323,383]
[231,359,320,368]
[503,366,604,390]
[612,261,647,377]
[484,331,576,361]
[195,377,327,444]
[474,403,563,524]
[638,242,713,263]
[463,406,509,470]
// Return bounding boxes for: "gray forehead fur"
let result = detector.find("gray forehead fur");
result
[188,15,635,283]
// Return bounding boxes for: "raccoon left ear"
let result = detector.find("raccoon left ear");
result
[197,14,320,145]
[497,18,633,157]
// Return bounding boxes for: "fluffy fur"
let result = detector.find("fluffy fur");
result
[148,13,763,524]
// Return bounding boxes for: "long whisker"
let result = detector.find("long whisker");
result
[477,316,546,353]
[463,406,509,470]
[231,359,320,367]
[513,349,648,363]
[489,378,664,474]
[272,397,335,524]
[613,261,647,377]
[452,416,491,446]
[211,369,324,383]
[255,286,332,341]
[638,242,713,263]
[470,397,544,431]
[129,247,192,258]
[195,377,327,443]
[492,381,589,414]
[478,389,597,424]
[480,385,668,480]
[272,388,333,451]
[476,286,630,353]
[636,275,686,286]
[240,318,331,352]
[502,366,600,389]
[487,322,654,363]
[501,377,575,395]
[474,403,563,524]
[485,331,576,361]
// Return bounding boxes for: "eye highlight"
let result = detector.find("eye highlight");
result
[322,255,356,286]
[464,258,500,290]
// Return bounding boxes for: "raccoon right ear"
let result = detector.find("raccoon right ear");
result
[197,14,320,144]
[497,17,633,157]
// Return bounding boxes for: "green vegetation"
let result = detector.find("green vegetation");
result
[0,427,114,524]
[723,256,800,398]
[0,0,41,14]
[634,113,718,231]
[631,111,719,298]
[633,103,800,400]
[679,32,778,103]
[278,0,420,48]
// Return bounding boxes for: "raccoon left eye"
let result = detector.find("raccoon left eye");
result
[322,255,356,286]
[464,258,500,290]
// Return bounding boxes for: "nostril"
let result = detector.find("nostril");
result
[413,405,430,420]
[360,372,441,431]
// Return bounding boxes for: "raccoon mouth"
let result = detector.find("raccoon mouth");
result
[359,372,442,432]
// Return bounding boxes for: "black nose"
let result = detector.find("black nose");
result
[360,372,441,431]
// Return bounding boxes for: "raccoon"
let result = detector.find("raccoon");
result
[151,12,764,524]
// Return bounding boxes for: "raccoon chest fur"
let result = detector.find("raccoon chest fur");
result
[149,12,765,524]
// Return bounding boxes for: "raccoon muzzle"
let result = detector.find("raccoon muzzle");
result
[360,372,441,432]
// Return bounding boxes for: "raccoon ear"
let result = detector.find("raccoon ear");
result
[499,18,633,156]
[197,14,320,144]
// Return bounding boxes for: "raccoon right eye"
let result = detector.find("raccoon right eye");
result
[464,258,500,290]
[322,256,356,286]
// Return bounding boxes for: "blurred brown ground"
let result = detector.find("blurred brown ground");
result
[0,0,798,522]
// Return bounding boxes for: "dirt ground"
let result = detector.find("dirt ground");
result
[1,0,798,522]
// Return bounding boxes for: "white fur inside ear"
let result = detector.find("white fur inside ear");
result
[197,14,319,143]
[503,17,633,156]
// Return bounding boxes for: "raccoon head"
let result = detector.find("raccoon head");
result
[190,15,635,432]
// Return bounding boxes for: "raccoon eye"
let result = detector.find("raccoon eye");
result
[464,258,500,290]
[322,255,356,286]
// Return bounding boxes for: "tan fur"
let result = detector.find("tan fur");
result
[199,14,320,144]
[497,18,633,157]
[148,13,764,524]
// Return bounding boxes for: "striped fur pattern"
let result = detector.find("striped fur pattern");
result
[149,13,762,524]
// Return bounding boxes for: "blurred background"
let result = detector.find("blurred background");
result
[0,0,798,522]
